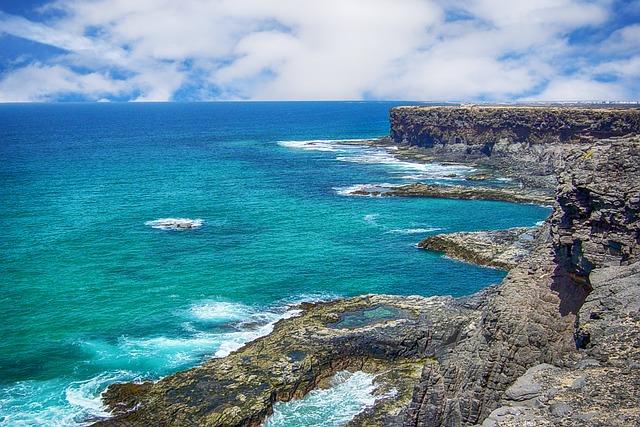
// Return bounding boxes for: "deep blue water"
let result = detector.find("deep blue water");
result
[0,102,550,425]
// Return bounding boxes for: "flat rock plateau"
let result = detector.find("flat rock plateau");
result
[94,106,640,427]
[417,226,542,270]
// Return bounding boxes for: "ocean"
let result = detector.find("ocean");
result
[0,102,550,426]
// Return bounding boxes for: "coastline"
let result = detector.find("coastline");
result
[94,106,640,426]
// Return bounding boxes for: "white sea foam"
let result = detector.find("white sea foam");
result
[213,308,302,358]
[189,301,257,322]
[66,371,137,419]
[277,292,341,307]
[336,149,474,180]
[0,371,137,427]
[145,218,203,230]
[108,303,304,366]
[385,227,442,235]
[0,297,321,427]
[277,139,371,152]
[333,183,396,197]
[264,371,392,427]
[363,214,379,224]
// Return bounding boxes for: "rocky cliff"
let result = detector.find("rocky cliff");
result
[474,137,640,427]
[390,106,640,189]
[404,135,639,426]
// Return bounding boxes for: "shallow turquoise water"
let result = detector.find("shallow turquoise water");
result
[0,102,550,425]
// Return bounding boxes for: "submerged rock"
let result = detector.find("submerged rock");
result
[145,218,204,230]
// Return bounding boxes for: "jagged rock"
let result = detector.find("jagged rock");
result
[417,227,543,270]
[465,173,493,181]
[551,137,640,278]
[456,140,640,427]
[403,239,584,426]
[503,364,558,402]
[401,136,639,426]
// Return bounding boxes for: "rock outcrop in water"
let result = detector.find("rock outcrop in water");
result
[346,183,553,205]
[95,110,640,427]
[417,227,540,270]
[145,218,204,230]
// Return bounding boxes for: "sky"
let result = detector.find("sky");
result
[0,0,638,102]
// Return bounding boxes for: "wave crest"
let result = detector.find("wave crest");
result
[278,139,372,152]
[385,227,442,235]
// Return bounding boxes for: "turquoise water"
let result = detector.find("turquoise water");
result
[0,102,550,425]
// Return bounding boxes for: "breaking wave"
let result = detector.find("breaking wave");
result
[385,227,442,235]
[0,371,139,427]
[277,139,371,152]
[333,183,397,197]
[264,371,393,427]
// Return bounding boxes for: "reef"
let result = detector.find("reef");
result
[95,108,640,427]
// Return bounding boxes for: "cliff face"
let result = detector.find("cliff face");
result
[405,136,640,426]
[552,138,640,278]
[390,106,640,189]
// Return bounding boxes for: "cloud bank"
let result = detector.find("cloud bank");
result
[0,0,638,102]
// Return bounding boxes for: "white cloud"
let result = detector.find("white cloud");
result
[0,64,128,101]
[525,77,628,101]
[595,56,640,78]
[0,0,637,101]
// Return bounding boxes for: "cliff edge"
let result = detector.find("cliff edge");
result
[390,106,640,190]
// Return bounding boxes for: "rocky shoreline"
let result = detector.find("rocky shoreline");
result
[345,182,553,206]
[95,107,640,426]
[94,294,482,426]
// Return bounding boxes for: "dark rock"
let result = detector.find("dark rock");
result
[549,402,572,417]
[94,295,478,426]
[348,182,553,205]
